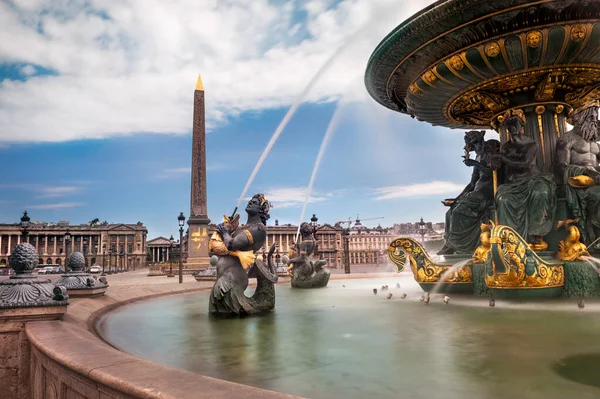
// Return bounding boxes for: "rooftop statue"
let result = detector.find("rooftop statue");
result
[492,111,557,250]
[438,131,500,255]
[286,222,330,288]
[208,194,278,317]
[556,103,600,243]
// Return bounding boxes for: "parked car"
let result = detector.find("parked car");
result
[89,266,102,274]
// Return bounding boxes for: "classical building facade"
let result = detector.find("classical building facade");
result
[345,220,397,266]
[159,218,411,269]
[147,236,181,264]
[0,221,148,270]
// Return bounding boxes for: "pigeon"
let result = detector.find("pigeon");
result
[400,293,407,299]
[443,296,450,304]
[489,298,495,307]
[373,288,378,295]
[387,293,393,299]
[578,300,585,309]
[423,293,430,305]
[396,283,401,288]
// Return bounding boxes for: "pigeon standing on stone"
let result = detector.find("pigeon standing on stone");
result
[373,288,378,295]
[400,293,407,299]
[578,300,585,309]
[443,295,450,304]
[396,283,401,288]
[387,293,393,299]
[489,298,495,307]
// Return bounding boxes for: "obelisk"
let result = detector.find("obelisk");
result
[186,75,211,269]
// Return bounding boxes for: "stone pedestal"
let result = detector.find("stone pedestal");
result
[0,243,69,399]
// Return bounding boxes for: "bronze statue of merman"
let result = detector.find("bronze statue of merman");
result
[208,194,278,316]
[285,222,330,288]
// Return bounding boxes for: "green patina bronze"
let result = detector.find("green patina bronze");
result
[370,0,600,297]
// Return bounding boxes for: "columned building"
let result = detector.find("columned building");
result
[147,236,180,264]
[0,221,148,270]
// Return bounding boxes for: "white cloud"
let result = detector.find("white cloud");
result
[258,187,339,209]
[373,181,466,200]
[36,186,79,198]
[0,0,435,143]
[0,184,80,198]
[20,64,36,75]
[28,202,84,209]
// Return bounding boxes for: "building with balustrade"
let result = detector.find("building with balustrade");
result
[0,220,148,271]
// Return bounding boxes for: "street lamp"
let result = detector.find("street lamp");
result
[20,211,30,240]
[167,235,175,277]
[108,247,113,274]
[102,244,107,276]
[343,228,351,274]
[311,214,319,258]
[178,212,186,284]
[418,217,426,244]
[64,230,71,274]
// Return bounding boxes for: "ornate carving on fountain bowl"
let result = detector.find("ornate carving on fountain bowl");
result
[54,252,108,298]
[485,225,565,289]
[0,243,69,308]
[387,237,473,285]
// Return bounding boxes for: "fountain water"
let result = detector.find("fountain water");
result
[581,256,600,276]
[430,259,473,297]
[296,103,344,241]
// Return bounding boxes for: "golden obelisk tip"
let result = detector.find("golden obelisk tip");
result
[195,74,204,91]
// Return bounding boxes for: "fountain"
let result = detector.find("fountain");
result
[285,222,330,289]
[367,0,600,299]
[208,194,278,316]
[93,2,600,398]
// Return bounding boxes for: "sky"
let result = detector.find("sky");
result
[0,0,499,239]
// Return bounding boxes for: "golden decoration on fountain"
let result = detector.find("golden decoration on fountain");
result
[485,225,564,289]
[484,42,500,58]
[526,31,543,48]
[387,237,472,284]
[570,24,587,42]
[449,55,464,71]
[422,70,438,84]
[473,221,495,264]
[556,219,590,262]
[568,175,595,188]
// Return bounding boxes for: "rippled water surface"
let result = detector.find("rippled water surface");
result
[97,276,600,399]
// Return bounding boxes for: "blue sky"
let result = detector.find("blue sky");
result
[0,0,495,238]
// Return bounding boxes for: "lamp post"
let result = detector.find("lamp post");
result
[94,244,98,269]
[418,217,426,244]
[178,212,185,284]
[64,230,71,274]
[102,244,107,276]
[20,211,30,242]
[109,247,114,274]
[343,228,351,274]
[311,214,319,258]
[167,235,175,277]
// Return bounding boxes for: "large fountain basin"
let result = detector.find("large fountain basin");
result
[97,274,600,399]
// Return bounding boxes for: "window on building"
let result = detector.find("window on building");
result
[128,245,133,253]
